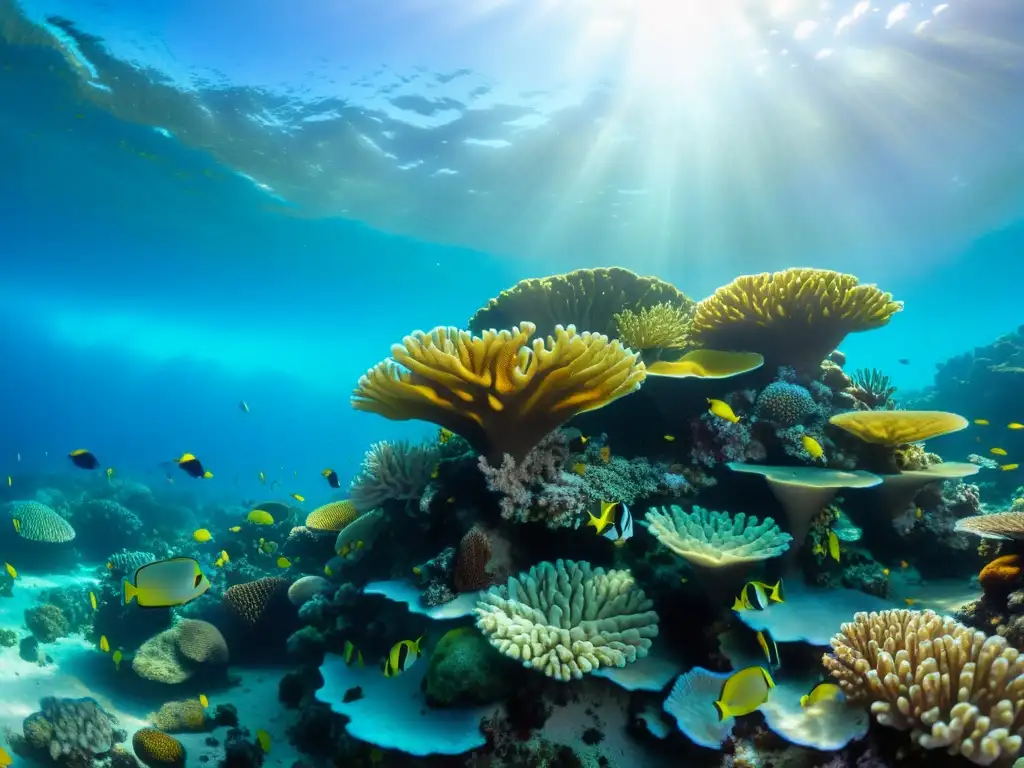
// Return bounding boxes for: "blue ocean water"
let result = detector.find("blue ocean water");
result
[1,1,1024,766]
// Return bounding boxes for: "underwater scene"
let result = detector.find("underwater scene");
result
[2,0,1024,767]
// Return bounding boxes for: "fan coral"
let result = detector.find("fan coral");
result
[823,609,1024,765]
[348,440,438,512]
[222,577,290,628]
[755,381,823,427]
[304,499,359,532]
[468,266,693,339]
[474,559,658,682]
[689,268,902,369]
[956,512,1024,540]
[352,322,646,461]
[9,501,76,542]
[643,505,792,569]
[454,528,492,593]
[132,728,185,768]
[613,301,693,349]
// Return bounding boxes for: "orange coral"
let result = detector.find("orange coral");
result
[979,555,1023,593]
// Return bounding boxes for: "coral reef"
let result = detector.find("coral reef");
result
[132,621,228,684]
[25,604,70,643]
[8,696,120,765]
[131,728,185,768]
[348,441,438,512]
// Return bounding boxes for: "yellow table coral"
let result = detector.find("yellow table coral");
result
[689,268,902,369]
[352,321,646,460]
[824,609,1024,766]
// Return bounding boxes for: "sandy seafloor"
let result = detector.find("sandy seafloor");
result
[0,567,303,768]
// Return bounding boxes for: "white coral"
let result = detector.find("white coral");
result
[474,559,658,682]
[643,505,791,569]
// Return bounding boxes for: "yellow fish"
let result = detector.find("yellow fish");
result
[707,398,740,423]
[256,729,271,754]
[757,630,780,669]
[106,467,114,481]
[904,598,920,606]
[827,531,840,562]
[1002,464,1020,472]
[324,564,334,577]
[291,493,304,502]
[99,635,110,653]
[1009,423,1024,430]
[229,526,242,533]
[219,550,229,563]
[802,435,824,460]
[974,419,990,425]
[124,557,210,608]
[991,448,1008,456]
[572,462,587,476]
[11,519,21,534]
[382,636,423,678]
[89,591,98,611]
[599,446,611,463]
[4,562,16,580]
[343,640,364,667]
[663,434,676,442]
[193,528,213,543]
[412,566,422,576]
[259,471,266,485]
[276,556,291,568]
[247,509,274,525]
[915,507,923,519]
[882,568,890,576]
[199,694,209,708]
[586,501,619,535]
[714,666,775,720]
[430,464,440,479]
[203,471,214,479]
[0,746,12,767]
[438,428,454,444]
[800,682,843,708]
[112,649,122,671]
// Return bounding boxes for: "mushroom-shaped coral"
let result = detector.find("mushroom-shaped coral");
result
[979,555,1024,594]
[352,322,646,460]
[132,728,185,768]
[645,349,764,379]
[873,462,980,519]
[688,268,903,369]
[474,559,658,682]
[956,512,1024,541]
[9,501,76,542]
[468,267,693,340]
[830,410,968,445]
[725,464,881,560]
[304,500,358,532]
[823,609,1024,766]
[643,505,791,600]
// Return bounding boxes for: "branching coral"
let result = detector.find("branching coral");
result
[689,268,903,369]
[349,440,438,512]
[613,302,693,349]
[823,609,1024,765]
[849,367,898,410]
[475,559,658,682]
[352,322,646,461]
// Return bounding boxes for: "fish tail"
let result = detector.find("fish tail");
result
[414,635,424,655]
[123,579,137,605]
[713,700,729,721]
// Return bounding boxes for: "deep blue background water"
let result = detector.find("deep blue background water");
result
[1,0,1022,508]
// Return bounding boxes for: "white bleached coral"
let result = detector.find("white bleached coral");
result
[643,505,791,569]
[824,609,1024,766]
[474,559,658,682]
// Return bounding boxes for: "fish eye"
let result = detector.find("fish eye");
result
[194,573,202,588]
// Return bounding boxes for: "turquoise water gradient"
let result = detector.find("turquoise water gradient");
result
[1,0,1022,505]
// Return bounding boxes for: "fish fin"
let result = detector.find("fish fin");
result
[123,579,137,605]
[800,695,809,708]
[414,635,424,656]
[713,700,729,721]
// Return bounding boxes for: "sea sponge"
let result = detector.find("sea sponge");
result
[613,301,693,349]
[133,629,193,684]
[132,728,185,768]
[148,700,207,732]
[424,627,512,706]
[9,501,76,542]
[454,528,492,593]
[829,410,968,446]
[304,500,359,532]
[348,440,438,512]
[352,322,646,461]
[222,577,290,628]
[823,609,1024,765]
[689,268,902,368]
[474,559,658,682]
[174,619,228,665]
[25,604,70,643]
[979,555,1024,593]
[468,266,693,340]
[33,697,114,762]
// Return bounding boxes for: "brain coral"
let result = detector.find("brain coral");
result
[132,728,185,768]
[475,559,658,682]
[755,381,822,427]
[287,575,333,606]
[223,577,290,627]
[10,501,76,542]
[148,700,207,733]
[305,500,358,532]
[133,629,193,684]
[174,619,228,665]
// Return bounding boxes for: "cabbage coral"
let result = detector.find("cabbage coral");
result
[824,609,1024,766]
[474,559,658,682]
[643,505,791,570]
